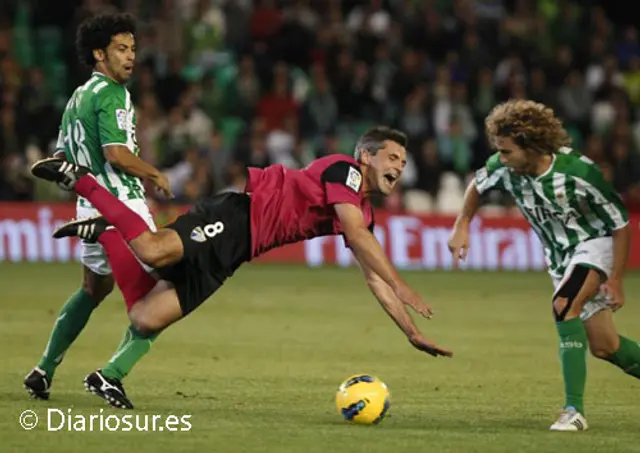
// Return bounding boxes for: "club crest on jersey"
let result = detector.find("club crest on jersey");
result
[346,166,362,192]
[115,109,127,130]
[190,226,206,243]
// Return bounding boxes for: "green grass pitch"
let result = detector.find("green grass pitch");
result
[1,263,639,452]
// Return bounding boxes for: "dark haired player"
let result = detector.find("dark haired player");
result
[24,13,171,405]
[31,126,453,408]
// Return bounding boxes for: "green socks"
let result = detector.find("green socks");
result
[38,289,99,379]
[556,317,588,414]
[101,325,158,381]
[606,335,640,379]
[37,290,160,384]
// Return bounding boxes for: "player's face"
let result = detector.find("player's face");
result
[365,140,407,195]
[102,33,136,83]
[493,136,533,174]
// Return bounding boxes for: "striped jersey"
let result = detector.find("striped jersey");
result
[475,147,629,276]
[55,72,144,207]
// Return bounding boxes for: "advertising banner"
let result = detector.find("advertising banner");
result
[2,203,639,270]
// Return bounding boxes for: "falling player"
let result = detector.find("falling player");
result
[31,126,453,408]
[23,13,172,405]
[448,99,640,431]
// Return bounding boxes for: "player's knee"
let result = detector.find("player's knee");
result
[129,309,162,337]
[589,336,620,360]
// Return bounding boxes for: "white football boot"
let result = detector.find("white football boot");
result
[549,406,588,431]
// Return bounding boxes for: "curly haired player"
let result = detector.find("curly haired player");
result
[448,99,640,431]
[31,126,453,408]
[23,13,172,408]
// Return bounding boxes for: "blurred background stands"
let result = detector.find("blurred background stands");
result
[0,0,638,214]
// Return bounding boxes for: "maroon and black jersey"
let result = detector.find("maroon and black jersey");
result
[245,154,374,258]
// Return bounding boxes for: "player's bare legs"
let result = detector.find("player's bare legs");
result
[584,304,640,378]
[53,219,185,333]
[584,310,620,359]
[128,280,184,336]
[32,157,186,329]
[128,229,184,269]
[31,157,185,268]
[549,265,601,432]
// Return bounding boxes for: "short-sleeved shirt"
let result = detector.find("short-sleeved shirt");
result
[475,147,629,275]
[56,72,143,206]
[244,155,374,258]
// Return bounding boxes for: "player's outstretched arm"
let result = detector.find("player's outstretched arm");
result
[356,259,453,358]
[448,178,481,267]
[103,145,173,198]
[335,203,433,317]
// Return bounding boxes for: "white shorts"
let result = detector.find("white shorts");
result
[77,198,157,276]
[550,237,613,321]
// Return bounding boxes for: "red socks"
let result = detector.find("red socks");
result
[75,175,149,242]
[98,229,157,311]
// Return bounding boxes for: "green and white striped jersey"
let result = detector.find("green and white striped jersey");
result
[55,72,144,207]
[475,147,629,276]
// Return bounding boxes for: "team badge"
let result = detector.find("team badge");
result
[190,226,206,243]
[346,166,362,192]
[115,109,127,130]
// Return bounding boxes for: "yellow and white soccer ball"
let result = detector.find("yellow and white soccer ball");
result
[335,374,390,424]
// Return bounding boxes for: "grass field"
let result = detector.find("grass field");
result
[1,263,639,452]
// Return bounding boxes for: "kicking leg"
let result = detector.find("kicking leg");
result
[32,158,184,268]
[549,265,601,432]
[585,309,640,379]
[24,267,113,400]
[54,213,184,270]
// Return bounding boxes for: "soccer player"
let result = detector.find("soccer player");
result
[31,126,453,406]
[447,99,640,431]
[24,13,171,407]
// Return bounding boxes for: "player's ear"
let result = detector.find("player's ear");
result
[359,149,371,165]
[93,49,105,63]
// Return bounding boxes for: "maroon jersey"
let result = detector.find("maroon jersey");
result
[244,155,374,258]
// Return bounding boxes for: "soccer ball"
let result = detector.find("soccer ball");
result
[335,374,390,424]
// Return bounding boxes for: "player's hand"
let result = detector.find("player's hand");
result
[395,284,434,318]
[408,333,453,358]
[151,172,174,199]
[601,276,625,311]
[448,226,470,268]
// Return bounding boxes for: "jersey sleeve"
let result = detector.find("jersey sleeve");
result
[321,160,364,207]
[578,167,629,231]
[474,153,507,194]
[95,88,133,150]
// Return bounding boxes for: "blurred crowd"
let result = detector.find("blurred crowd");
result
[0,0,639,213]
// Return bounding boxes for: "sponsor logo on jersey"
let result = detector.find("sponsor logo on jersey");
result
[346,166,362,192]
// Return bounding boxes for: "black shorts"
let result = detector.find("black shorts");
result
[156,192,252,315]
